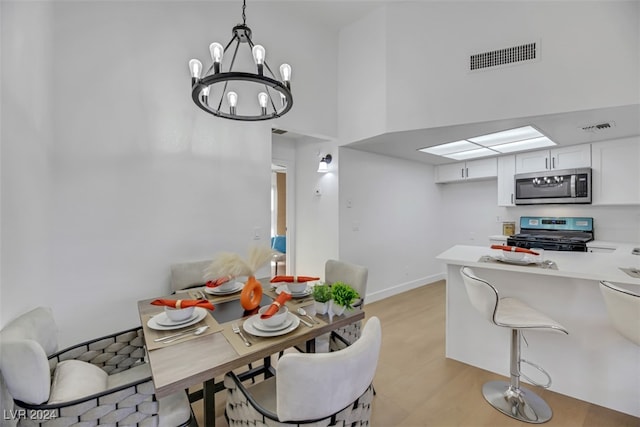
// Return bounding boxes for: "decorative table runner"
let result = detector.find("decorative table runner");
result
[478,255,558,270]
[221,315,327,356]
[142,310,223,350]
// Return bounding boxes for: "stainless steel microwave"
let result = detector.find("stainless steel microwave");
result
[514,168,592,205]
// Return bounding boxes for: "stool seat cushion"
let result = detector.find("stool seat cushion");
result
[497,297,567,332]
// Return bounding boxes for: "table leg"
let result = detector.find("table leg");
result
[264,355,273,379]
[203,378,216,426]
[306,338,316,353]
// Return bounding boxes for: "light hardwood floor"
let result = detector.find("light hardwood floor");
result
[192,281,639,426]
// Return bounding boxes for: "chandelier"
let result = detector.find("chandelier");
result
[188,0,293,121]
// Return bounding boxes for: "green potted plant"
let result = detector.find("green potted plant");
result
[312,283,332,315]
[330,281,360,316]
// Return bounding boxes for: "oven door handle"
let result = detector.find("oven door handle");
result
[570,174,576,198]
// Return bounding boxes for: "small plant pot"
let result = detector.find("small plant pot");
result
[330,300,346,316]
[314,300,329,315]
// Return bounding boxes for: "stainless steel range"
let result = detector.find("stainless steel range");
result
[506,216,594,252]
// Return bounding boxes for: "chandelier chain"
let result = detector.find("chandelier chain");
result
[242,0,247,25]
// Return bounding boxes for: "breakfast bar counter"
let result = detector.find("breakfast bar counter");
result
[437,245,640,418]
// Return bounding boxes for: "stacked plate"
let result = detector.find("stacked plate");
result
[147,307,208,330]
[243,313,300,337]
[274,283,313,298]
[204,282,244,295]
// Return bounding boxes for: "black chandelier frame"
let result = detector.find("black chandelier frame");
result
[190,8,293,121]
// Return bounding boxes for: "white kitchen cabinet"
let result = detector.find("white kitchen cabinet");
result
[591,137,640,205]
[435,158,497,183]
[515,144,591,174]
[497,155,516,206]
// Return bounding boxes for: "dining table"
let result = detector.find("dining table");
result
[137,277,365,426]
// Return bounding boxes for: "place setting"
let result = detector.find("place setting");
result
[270,275,319,302]
[143,298,223,350]
[223,290,319,355]
[203,276,245,296]
[480,245,558,269]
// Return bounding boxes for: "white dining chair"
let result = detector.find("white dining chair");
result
[599,281,640,345]
[325,259,368,351]
[170,259,212,292]
[224,316,381,426]
[0,307,195,427]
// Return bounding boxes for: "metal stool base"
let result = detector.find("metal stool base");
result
[482,380,552,424]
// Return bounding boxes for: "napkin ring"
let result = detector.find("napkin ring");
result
[175,299,183,309]
[272,301,281,308]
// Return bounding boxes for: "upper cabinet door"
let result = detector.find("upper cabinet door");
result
[465,158,497,180]
[515,150,549,173]
[515,144,591,173]
[435,162,466,183]
[434,158,497,183]
[591,137,640,205]
[497,155,516,206]
[552,144,591,170]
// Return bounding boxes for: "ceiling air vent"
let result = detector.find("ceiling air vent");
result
[581,122,615,133]
[470,42,537,71]
[271,128,288,135]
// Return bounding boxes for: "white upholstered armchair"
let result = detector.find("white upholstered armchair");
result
[0,307,194,427]
[224,316,381,426]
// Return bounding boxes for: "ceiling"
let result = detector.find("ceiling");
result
[262,3,639,165]
[345,104,640,165]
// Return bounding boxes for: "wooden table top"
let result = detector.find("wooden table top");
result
[137,287,364,398]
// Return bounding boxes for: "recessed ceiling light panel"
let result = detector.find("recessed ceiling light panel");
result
[492,136,556,153]
[419,140,477,156]
[468,126,543,146]
[417,125,556,161]
[444,147,497,160]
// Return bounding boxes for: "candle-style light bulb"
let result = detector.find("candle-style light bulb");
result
[202,86,210,104]
[227,91,238,115]
[258,92,268,115]
[209,42,224,74]
[279,64,292,87]
[189,59,203,86]
[252,45,266,75]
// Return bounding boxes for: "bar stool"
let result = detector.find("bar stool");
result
[599,281,640,345]
[460,267,568,423]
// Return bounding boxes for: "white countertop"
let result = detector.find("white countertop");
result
[437,244,640,287]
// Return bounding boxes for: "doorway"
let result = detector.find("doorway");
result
[271,164,287,275]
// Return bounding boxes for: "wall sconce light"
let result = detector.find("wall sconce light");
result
[317,154,332,173]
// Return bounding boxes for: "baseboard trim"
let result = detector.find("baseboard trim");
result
[365,272,446,304]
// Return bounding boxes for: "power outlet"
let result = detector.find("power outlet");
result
[253,227,261,240]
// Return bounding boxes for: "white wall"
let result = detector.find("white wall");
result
[339,147,444,302]
[294,139,340,278]
[0,0,340,346]
[338,5,388,144]
[1,1,54,332]
[340,1,639,142]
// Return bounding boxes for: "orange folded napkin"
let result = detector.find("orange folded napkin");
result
[260,292,292,319]
[205,276,231,288]
[151,299,215,311]
[490,245,539,256]
[270,275,320,283]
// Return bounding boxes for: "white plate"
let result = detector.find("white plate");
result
[204,282,244,295]
[154,311,198,327]
[275,284,312,298]
[492,255,538,265]
[243,313,300,337]
[147,307,208,331]
[252,316,294,332]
